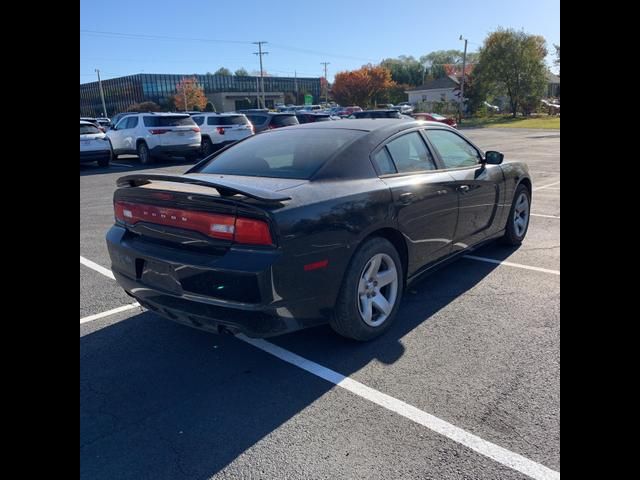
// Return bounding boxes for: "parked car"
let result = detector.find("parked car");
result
[106,112,201,164]
[412,112,457,128]
[107,119,531,341]
[295,112,332,124]
[191,113,254,156]
[350,110,404,119]
[80,117,106,133]
[110,112,138,129]
[242,112,299,133]
[80,120,112,167]
[337,106,362,117]
[396,102,415,114]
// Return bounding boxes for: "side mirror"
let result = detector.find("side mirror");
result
[484,151,504,164]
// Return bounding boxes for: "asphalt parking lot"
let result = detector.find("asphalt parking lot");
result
[80,128,560,480]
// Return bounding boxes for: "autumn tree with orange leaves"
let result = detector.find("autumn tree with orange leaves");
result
[331,65,395,107]
[172,77,207,111]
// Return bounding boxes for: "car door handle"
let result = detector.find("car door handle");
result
[457,185,470,194]
[398,192,415,205]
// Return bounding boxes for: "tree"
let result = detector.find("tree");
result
[380,56,424,86]
[172,77,207,111]
[214,67,232,76]
[475,28,548,117]
[553,44,560,70]
[331,64,395,107]
[127,101,161,112]
[204,102,216,112]
[234,68,249,76]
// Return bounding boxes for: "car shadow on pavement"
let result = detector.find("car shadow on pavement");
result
[80,245,515,480]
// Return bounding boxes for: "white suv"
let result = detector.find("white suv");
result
[191,113,254,156]
[106,113,201,164]
[80,120,113,167]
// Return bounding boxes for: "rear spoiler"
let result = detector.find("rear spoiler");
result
[116,174,291,202]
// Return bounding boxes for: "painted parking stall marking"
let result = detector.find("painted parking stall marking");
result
[80,255,560,479]
[463,255,560,275]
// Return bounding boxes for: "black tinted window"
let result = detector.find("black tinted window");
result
[246,114,267,125]
[372,148,396,175]
[143,115,195,127]
[216,115,249,126]
[197,129,363,179]
[270,115,299,127]
[386,132,436,173]
[192,116,204,126]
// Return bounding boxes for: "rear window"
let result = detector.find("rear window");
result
[270,115,299,127]
[80,124,101,135]
[245,114,267,125]
[143,115,195,127]
[192,116,204,126]
[197,129,364,179]
[209,115,249,126]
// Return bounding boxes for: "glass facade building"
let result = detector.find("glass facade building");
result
[80,73,322,116]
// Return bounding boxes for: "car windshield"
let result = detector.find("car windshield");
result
[143,115,196,127]
[80,124,101,135]
[197,129,364,179]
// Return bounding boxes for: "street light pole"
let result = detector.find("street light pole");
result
[458,35,468,124]
[95,69,108,118]
[253,41,269,109]
[320,62,330,104]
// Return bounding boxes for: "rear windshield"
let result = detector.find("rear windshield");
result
[80,124,101,135]
[143,115,195,127]
[431,114,446,120]
[245,114,267,125]
[270,115,299,127]
[192,116,204,126]
[197,129,363,179]
[210,115,249,126]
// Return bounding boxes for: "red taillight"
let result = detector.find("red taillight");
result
[149,129,170,135]
[250,125,255,134]
[114,201,273,245]
[216,127,225,135]
[192,127,200,132]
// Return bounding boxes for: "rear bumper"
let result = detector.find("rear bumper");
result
[106,225,327,337]
[80,149,111,163]
[150,144,201,157]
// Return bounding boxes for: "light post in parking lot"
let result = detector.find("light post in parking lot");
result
[253,41,268,109]
[458,35,468,124]
[95,69,108,118]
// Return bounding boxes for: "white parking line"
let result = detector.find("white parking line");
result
[239,335,560,480]
[80,303,140,324]
[531,213,560,219]
[80,254,560,478]
[463,255,559,275]
[533,181,560,191]
[80,256,115,279]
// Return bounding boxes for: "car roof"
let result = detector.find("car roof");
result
[80,120,100,126]
[284,118,450,133]
[195,112,246,116]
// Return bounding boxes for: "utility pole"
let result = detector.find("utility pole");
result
[183,81,188,111]
[253,41,268,109]
[95,69,108,118]
[320,62,330,104]
[458,35,468,124]
[294,70,298,105]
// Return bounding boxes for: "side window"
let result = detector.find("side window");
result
[115,117,129,130]
[425,130,481,168]
[125,116,139,129]
[192,116,204,126]
[385,132,436,173]
[372,148,396,175]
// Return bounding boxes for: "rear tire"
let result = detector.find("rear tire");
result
[97,151,111,168]
[502,184,531,245]
[330,237,403,341]
[201,137,214,157]
[137,142,153,165]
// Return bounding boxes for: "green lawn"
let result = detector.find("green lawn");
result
[459,115,560,129]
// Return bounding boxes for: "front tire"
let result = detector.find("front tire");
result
[137,142,153,165]
[97,151,111,168]
[330,237,403,341]
[201,137,214,157]
[502,184,531,245]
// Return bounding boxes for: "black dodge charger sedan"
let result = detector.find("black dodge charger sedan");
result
[107,119,532,341]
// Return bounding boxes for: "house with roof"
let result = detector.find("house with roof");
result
[405,75,461,105]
